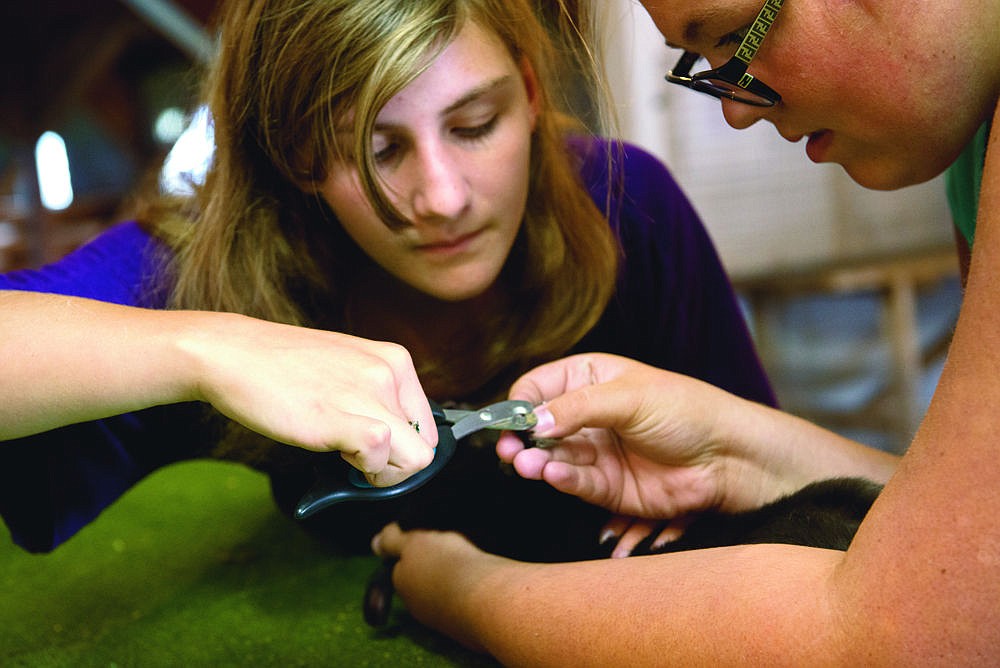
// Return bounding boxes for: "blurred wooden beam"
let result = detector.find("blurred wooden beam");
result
[118,0,213,63]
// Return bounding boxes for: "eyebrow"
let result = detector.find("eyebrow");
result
[663,8,724,50]
[682,20,706,44]
[442,75,513,115]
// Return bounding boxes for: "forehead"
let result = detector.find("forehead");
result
[375,21,519,118]
[642,0,744,43]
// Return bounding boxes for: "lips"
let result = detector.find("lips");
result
[415,228,483,255]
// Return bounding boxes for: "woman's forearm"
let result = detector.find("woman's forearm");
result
[0,290,203,439]
[406,539,848,667]
[0,290,436,483]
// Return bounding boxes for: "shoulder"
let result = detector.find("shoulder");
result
[569,135,676,187]
[0,221,167,306]
[53,220,162,277]
[76,220,159,258]
[568,135,696,222]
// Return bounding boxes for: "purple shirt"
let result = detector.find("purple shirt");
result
[0,138,774,552]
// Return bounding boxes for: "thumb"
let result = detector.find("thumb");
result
[532,380,643,439]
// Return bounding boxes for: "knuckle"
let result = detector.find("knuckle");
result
[373,340,413,369]
[357,422,391,467]
[363,420,392,445]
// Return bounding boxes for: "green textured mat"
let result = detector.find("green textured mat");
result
[0,460,497,667]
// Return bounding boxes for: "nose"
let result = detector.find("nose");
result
[720,98,770,130]
[408,143,471,223]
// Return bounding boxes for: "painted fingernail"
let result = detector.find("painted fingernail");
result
[532,404,555,435]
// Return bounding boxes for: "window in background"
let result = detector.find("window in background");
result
[35,131,73,211]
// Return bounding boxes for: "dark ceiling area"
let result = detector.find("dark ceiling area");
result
[0,0,218,142]
[0,0,220,269]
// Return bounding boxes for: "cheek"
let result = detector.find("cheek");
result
[478,126,534,216]
[318,172,364,218]
[775,5,933,131]
[318,177,388,249]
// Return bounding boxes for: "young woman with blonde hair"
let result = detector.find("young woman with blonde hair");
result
[0,0,772,554]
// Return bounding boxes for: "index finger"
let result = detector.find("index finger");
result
[369,415,436,486]
[381,347,437,449]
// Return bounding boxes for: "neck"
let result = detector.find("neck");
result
[346,269,509,399]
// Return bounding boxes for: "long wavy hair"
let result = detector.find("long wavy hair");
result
[147,0,619,464]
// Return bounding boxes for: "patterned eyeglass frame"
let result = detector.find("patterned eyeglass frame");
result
[665,0,784,107]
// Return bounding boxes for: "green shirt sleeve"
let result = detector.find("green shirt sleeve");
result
[945,121,990,248]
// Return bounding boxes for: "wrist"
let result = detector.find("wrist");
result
[444,548,518,655]
[169,309,249,405]
[710,397,821,507]
[715,398,899,506]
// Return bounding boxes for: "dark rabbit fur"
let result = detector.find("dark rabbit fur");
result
[273,435,882,627]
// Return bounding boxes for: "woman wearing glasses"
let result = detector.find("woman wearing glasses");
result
[376,0,1000,663]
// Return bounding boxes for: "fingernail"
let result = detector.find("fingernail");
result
[611,546,631,559]
[599,528,618,545]
[532,404,555,436]
[651,531,681,550]
[371,533,383,556]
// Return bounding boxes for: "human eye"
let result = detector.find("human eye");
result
[452,114,498,141]
[372,134,402,165]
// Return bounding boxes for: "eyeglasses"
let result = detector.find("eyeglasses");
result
[666,0,784,107]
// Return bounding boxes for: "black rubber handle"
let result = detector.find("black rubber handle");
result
[294,401,456,519]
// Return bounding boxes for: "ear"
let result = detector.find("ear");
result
[518,56,541,130]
